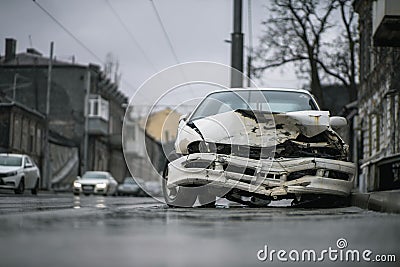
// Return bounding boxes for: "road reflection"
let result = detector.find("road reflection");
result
[73,195,108,209]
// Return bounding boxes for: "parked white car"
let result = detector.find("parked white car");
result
[162,88,356,207]
[0,153,41,195]
[73,171,118,196]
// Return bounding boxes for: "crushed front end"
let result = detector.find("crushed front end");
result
[167,109,356,205]
[168,153,355,200]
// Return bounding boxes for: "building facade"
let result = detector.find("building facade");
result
[354,0,400,191]
[0,38,128,188]
[0,102,45,184]
[123,107,163,182]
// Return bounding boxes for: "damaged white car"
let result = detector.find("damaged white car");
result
[162,88,355,207]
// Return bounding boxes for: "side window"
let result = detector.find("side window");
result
[25,157,32,167]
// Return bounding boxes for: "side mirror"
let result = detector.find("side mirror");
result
[179,113,189,122]
[76,176,81,180]
[330,116,347,129]
[24,163,33,168]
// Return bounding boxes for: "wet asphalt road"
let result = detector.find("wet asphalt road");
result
[0,191,399,267]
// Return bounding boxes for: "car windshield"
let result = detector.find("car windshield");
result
[0,155,22,167]
[123,177,137,184]
[82,172,108,179]
[190,90,318,121]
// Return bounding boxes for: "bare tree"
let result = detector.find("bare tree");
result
[319,0,358,102]
[254,0,358,107]
[104,52,121,86]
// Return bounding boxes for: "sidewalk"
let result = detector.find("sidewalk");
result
[351,189,400,213]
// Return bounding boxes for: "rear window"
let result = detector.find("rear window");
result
[123,177,137,184]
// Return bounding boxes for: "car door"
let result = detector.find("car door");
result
[23,157,35,189]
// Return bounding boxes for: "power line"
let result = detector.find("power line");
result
[149,0,201,99]
[104,0,157,72]
[32,0,104,64]
[149,0,180,64]
[32,0,152,101]
[31,0,194,105]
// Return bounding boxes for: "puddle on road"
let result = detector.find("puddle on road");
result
[73,196,108,209]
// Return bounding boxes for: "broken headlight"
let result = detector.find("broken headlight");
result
[188,141,217,153]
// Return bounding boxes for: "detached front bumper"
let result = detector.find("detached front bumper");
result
[167,153,356,198]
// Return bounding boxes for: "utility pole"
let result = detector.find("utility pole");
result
[83,70,90,174]
[46,42,53,117]
[43,41,53,190]
[230,0,244,88]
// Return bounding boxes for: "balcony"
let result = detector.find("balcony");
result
[87,95,109,135]
[88,117,108,135]
[373,0,400,46]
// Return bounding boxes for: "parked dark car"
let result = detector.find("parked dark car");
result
[117,177,145,196]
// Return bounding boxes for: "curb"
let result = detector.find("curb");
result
[350,190,400,213]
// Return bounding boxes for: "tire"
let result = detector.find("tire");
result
[197,191,216,208]
[291,195,350,208]
[31,179,39,195]
[162,152,197,208]
[14,178,25,195]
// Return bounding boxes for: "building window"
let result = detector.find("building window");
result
[36,128,41,155]
[369,115,373,157]
[88,95,109,121]
[376,114,380,152]
[21,117,29,152]
[13,114,21,149]
[29,122,35,153]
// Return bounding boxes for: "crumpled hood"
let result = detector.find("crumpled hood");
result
[189,109,331,147]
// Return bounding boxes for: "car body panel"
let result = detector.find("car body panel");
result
[167,153,355,198]
[166,88,355,205]
[117,177,143,196]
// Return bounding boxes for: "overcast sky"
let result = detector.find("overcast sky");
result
[0,0,300,102]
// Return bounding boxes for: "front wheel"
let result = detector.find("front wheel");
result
[14,178,25,194]
[31,179,39,195]
[162,153,197,208]
[197,191,217,208]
